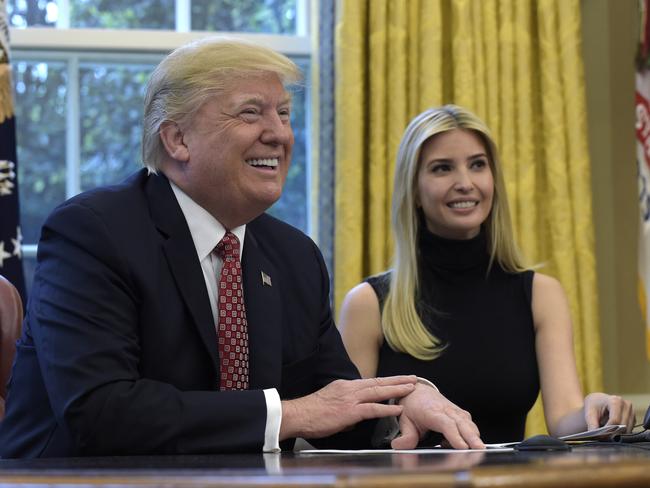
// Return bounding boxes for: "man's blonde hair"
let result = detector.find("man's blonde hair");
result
[142,36,302,171]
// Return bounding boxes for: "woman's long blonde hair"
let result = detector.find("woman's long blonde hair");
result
[383,105,526,360]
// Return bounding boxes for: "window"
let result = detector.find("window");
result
[8,0,312,291]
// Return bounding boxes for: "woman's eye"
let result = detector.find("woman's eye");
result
[471,159,487,169]
[432,164,450,173]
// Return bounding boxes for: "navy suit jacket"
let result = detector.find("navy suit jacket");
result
[0,170,363,457]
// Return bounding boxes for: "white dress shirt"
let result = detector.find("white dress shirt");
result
[170,182,281,452]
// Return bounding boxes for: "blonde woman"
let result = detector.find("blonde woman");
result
[339,105,635,445]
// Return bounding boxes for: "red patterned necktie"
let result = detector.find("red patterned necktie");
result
[215,231,249,390]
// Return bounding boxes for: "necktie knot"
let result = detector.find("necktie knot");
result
[216,231,240,262]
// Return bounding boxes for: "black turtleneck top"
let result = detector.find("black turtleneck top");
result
[367,229,539,443]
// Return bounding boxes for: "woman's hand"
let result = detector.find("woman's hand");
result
[584,392,636,433]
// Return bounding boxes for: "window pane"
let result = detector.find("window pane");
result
[8,0,298,31]
[13,60,67,244]
[191,0,297,33]
[71,0,175,29]
[79,62,155,190]
[267,57,308,232]
[8,0,57,27]
[22,252,37,293]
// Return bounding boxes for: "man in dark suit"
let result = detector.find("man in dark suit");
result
[0,37,483,458]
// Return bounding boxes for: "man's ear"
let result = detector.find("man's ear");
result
[159,121,190,161]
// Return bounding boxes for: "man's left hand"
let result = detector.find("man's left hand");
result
[391,383,485,450]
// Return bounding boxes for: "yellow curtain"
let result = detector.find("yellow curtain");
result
[334,0,602,436]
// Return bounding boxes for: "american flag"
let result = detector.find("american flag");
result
[0,0,26,302]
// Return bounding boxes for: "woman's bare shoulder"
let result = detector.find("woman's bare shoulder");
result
[338,282,383,343]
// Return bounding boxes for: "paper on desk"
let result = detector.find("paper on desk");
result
[297,445,514,454]
[296,426,626,454]
[474,425,629,449]
[558,424,627,441]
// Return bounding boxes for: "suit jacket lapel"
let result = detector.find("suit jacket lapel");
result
[145,173,220,374]
[242,224,282,390]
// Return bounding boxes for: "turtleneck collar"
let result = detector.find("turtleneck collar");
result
[418,225,490,272]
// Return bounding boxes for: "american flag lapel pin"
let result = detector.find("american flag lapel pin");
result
[261,271,272,287]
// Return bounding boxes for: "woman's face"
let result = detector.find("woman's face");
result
[416,129,494,240]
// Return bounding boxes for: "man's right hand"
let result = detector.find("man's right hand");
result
[279,376,417,440]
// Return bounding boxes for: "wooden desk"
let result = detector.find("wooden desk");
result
[1,444,650,487]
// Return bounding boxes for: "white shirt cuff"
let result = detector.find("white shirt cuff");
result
[263,388,282,452]
[416,376,439,392]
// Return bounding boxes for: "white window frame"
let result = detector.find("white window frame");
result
[10,28,310,55]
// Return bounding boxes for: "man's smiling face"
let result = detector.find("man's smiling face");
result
[178,72,293,227]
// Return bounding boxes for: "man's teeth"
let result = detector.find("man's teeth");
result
[246,158,279,168]
[448,201,478,208]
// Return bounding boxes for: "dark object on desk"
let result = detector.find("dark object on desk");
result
[615,430,650,443]
[514,434,571,451]
[614,404,650,444]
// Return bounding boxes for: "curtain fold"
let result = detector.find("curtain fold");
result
[334,0,601,436]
